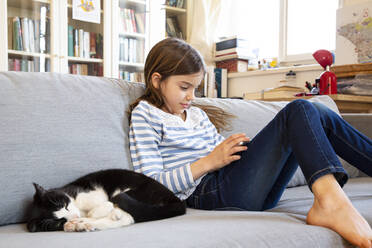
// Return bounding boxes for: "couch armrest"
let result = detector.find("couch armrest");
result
[341,113,372,139]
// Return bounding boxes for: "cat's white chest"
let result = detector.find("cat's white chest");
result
[74,187,109,212]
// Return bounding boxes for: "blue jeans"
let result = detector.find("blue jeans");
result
[186,99,372,211]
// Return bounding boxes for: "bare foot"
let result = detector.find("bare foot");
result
[307,197,372,248]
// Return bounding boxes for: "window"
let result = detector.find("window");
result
[216,0,279,59]
[284,0,338,61]
[216,0,339,64]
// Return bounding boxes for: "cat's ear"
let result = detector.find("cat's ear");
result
[33,183,46,196]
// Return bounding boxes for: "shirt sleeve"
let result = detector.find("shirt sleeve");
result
[129,106,196,194]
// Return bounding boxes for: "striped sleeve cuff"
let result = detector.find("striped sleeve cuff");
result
[149,163,196,194]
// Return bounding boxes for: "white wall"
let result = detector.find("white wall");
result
[227,66,322,98]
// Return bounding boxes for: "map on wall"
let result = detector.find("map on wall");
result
[336,2,372,65]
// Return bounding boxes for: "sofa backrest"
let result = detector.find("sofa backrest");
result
[0,72,145,225]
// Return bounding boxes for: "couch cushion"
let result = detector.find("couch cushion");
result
[0,72,145,225]
[193,96,361,187]
[1,178,371,248]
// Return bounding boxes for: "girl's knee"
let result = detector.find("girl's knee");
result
[286,99,315,113]
[311,102,339,120]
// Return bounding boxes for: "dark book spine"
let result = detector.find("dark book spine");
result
[216,38,238,51]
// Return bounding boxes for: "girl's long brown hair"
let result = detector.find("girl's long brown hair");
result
[128,38,233,132]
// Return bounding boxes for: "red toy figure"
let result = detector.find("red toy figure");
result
[313,49,337,95]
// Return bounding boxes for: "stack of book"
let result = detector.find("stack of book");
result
[214,36,254,73]
[243,85,306,100]
[68,26,103,59]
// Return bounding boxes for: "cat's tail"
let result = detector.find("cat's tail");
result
[111,193,186,223]
[27,217,66,232]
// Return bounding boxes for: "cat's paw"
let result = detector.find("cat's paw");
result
[64,218,97,232]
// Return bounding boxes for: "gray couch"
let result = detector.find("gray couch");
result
[0,72,371,248]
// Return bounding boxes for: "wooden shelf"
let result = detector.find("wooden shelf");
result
[8,0,50,10]
[68,57,103,63]
[8,50,51,58]
[331,63,372,78]
[127,0,146,6]
[243,94,372,113]
[119,0,146,10]
[119,61,144,68]
[164,5,186,15]
[119,32,146,39]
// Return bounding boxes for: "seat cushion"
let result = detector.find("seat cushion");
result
[1,178,371,248]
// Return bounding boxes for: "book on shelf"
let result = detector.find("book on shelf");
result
[214,53,251,62]
[8,57,49,72]
[166,0,185,8]
[11,17,22,51]
[214,68,228,98]
[166,16,183,39]
[195,67,228,98]
[197,66,216,98]
[79,29,84,58]
[21,17,30,52]
[134,12,145,34]
[207,66,216,98]
[95,33,103,59]
[215,47,254,57]
[216,58,248,73]
[243,85,306,100]
[119,37,144,63]
[216,36,250,51]
[68,25,74,56]
[69,63,103,76]
[119,8,145,34]
[90,32,96,57]
[119,70,144,82]
[68,27,103,59]
[9,15,50,53]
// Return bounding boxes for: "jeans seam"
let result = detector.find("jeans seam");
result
[326,126,372,163]
[301,101,339,169]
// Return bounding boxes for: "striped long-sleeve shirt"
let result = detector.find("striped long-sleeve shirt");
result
[129,100,225,200]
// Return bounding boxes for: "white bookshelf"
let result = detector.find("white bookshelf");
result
[0,0,189,80]
[163,0,189,41]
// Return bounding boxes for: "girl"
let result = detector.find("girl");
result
[129,38,372,248]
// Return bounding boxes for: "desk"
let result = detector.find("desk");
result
[243,94,372,113]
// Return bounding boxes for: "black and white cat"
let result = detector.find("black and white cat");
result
[27,169,186,232]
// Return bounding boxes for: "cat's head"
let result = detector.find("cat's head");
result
[27,183,81,232]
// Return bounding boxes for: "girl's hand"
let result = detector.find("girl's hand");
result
[203,133,250,172]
